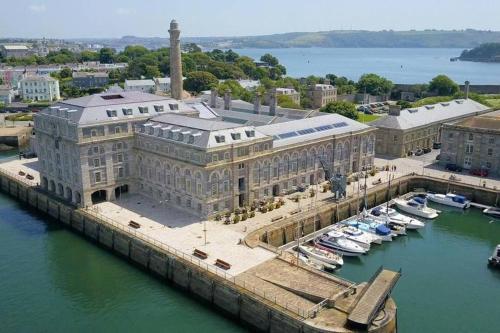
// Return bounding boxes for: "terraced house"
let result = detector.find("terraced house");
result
[34,91,375,217]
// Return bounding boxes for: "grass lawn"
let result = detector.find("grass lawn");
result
[357,112,382,123]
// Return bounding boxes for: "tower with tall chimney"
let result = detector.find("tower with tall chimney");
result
[169,19,183,100]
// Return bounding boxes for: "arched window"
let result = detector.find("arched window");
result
[336,143,343,162]
[361,136,368,154]
[253,162,260,184]
[291,153,298,173]
[185,169,192,192]
[300,150,307,170]
[309,149,317,169]
[195,172,203,195]
[368,135,375,154]
[223,170,230,192]
[283,155,290,176]
[272,157,279,178]
[210,173,219,196]
[342,142,350,161]
[263,160,270,182]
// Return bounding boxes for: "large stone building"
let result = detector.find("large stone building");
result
[308,84,337,109]
[370,99,491,157]
[439,110,500,176]
[33,90,376,217]
[124,79,156,93]
[72,72,109,89]
[20,75,60,101]
[265,88,300,106]
[0,44,32,58]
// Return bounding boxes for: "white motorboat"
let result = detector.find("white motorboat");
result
[370,206,425,230]
[342,218,394,242]
[488,244,500,268]
[394,198,439,219]
[483,207,500,218]
[315,232,367,257]
[427,193,471,209]
[333,226,372,250]
[298,244,344,267]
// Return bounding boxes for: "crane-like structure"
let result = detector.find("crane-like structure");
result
[318,156,347,199]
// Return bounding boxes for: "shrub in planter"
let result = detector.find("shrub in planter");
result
[234,208,241,215]
[275,201,281,209]
[268,203,274,211]
[214,213,222,221]
[241,212,248,221]
[250,204,256,211]
[233,214,240,223]
[249,211,255,218]
[241,207,247,214]
[309,189,316,197]
[260,205,268,213]
[370,170,376,177]
[224,211,231,218]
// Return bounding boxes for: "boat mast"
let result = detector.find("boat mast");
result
[386,173,392,226]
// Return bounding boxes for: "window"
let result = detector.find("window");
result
[122,108,133,115]
[153,105,164,112]
[94,172,102,183]
[489,137,495,144]
[212,154,218,162]
[465,144,474,154]
[91,129,98,137]
[486,162,492,168]
[117,153,123,162]
[168,104,179,111]
[393,135,398,143]
[468,133,474,141]
[93,146,99,154]
[139,106,149,114]
[93,158,100,167]
[231,133,241,140]
[106,110,117,117]
[115,127,121,134]
[238,163,245,169]
[118,167,124,177]
[487,148,493,156]
[215,135,225,143]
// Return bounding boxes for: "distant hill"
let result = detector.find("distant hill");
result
[459,43,500,62]
[69,29,500,50]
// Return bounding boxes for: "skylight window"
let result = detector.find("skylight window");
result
[297,128,316,135]
[231,133,241,140]
[278,132,298,139]
[122,108,133,115]
[315,125,333,131]
[154,105,164,112]
[101,94,123,100]
[215,135,226,143]
[139,106,149,114]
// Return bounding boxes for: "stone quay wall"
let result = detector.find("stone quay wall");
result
[0,170,398,333]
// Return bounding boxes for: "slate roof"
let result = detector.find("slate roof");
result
[370,99,491,130]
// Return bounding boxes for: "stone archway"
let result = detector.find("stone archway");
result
[91,190,107,204]
[114,184,129,199]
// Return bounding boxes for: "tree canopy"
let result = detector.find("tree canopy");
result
[356,73,393,95]
[319,101,358,120]
[428,75,459,96]
[183,71,218,93]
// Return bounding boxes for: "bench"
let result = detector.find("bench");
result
[215,259,231,270]
[290,209,300,215]
[193,248,208,259]
[128,221,141,229]
[271,215,283,222]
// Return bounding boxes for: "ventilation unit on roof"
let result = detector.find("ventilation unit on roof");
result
[425,105,435,110]
[440,102,450,107]
[455,100,464,104]
[408,108,418,113]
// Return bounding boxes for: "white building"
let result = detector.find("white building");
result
[124,79,156,93]
[20,76,60,101]
[154,77,171,93]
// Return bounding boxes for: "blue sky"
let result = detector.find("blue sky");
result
[3,0,500,38]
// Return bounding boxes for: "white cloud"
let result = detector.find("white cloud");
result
[115,8,134,15]
[28,4,46,12]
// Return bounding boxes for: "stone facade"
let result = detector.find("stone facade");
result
[439,112,500,176]
[308,84,337,109]
[72,72,109,88]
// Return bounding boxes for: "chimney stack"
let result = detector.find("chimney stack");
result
[224,89,232,110]
[210,88,218,108]
[389,105,401,116]
[253,92,261,114]
[464,80,470,99]
[169,20,183,100]
[269,88,277,116]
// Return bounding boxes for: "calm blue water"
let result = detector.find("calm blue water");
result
[237,48,500,84]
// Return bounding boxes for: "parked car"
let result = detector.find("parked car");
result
[415,149,424,156]
[445,163,462,172]
[357,105,367,111]
[364,110,374,115]
[407,151,414,156]
[423,147,432,153]
[432,142,441,149]
[470,169,489,177]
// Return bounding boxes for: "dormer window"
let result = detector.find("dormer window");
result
[106,109,117,117]
[188,135,194,144]
[245,130,255,137]
[149,127,154,135]
[122,108,133,115]
[169,103,179,111]
[139,106,149,114]
[168,131,173,139]
[177,133,184,141]
[153,105,164,112]
[231,133,241,140]
[215,135,225,143]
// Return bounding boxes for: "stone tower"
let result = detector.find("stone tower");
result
[169,19,183,100]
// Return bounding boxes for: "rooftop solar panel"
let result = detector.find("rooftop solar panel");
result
[315,125,333,131]
[297,128,316,135]
[278,131,299,139]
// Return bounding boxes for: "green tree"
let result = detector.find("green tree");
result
[428,75,459,96]
[80,50,99,62]
[184,71,218,93]
[396,100,412,109]
[59,67,73,79]
[277,95,301,109]
[260,53,279,66]
[99,48,115,64]
[356,73,393,95]
[182,43,201,53]
[320,101,358,120]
